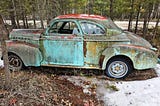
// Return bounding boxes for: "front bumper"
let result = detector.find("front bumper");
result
[150,47,160,64]
[150,47,158,51]
[158,56,160,64]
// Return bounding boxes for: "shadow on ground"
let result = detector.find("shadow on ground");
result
[25,66,157,81]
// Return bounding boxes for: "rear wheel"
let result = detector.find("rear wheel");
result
[8,54,23,71]
[106,58,133,79]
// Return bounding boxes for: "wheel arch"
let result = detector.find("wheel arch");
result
[105,55,133,79]
[107,55,133,68]
[102,55,134,70]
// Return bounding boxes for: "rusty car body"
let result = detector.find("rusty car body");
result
[5,14,158,78]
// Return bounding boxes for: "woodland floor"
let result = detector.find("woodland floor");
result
[0,66,157,106]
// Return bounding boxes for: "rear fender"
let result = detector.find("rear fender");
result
[7,41,42,66]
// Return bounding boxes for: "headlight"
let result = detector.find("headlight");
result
[158,56,160,64]
[150,47,158,52]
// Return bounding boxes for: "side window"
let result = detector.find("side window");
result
[48,22,63,33]
[80,22,105,35]
[48,21,80,35]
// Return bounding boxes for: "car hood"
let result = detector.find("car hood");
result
[113,31,153,49]
[125,31,153,48]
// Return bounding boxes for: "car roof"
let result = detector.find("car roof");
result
[55,14,107,20]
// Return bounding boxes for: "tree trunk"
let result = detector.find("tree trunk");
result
[16,17,20,29]
[33,12,36,29]
[153,12,159,38]
[40,18,44,29]
[88,0,94,14]
[0,15,11,89]
[147,3,154,29]
[9,0,17,28]
[110,0,114,20]
[9,11,17,29]
[22,12,26,28]
[143,11,148,36]
[121,14,125,21]
[142,3,151,36]
[32,1,37,29]
[37,0,44,29]
[128,0,134,31]
[153,3,159,20]
[135,4,141,33]
[12,0,19,29]
[46,0,50,25]
[25,14,29,29]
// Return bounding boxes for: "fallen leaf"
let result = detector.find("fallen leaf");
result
[9,98,17,105]
[40,93,46,100]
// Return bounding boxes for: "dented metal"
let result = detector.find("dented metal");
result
[6,14,158,72]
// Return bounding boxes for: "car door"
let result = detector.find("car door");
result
[41,20,84,66]
[79,20,107,67]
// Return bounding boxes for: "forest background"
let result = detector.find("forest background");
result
[0,0,159,51]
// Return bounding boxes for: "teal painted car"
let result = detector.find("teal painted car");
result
[6,14,158,79]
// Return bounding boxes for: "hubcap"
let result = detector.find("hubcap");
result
[9,58,21,67]
[8,55,22,71]
[108,61,128,78]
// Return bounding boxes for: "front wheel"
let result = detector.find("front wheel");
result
[106,58,133,79]
[8,54,23,71]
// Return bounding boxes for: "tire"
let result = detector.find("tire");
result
[106,58,133,79]
[8,54,23,71]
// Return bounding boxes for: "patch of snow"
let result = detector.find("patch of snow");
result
[0,50,3,67]
[100,64,160,106]
[65,64,160,106]
[155,64,160,76]
[114,21,158,30]
[0,59,3,67]
[83,85,91,95]
[64,76,93,95]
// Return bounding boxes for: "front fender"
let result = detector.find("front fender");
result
[102,44,157,70]
[7,41,42,66]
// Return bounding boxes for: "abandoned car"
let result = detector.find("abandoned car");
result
[5,14,158,78]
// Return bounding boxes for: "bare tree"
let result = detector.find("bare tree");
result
[0,15,11,89]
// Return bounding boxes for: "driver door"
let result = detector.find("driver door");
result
[41,20,84,66]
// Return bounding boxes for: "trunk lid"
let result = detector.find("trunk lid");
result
[10,29,43,38]
[9,29,44,45]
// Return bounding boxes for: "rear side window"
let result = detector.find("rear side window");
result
[80,21,105,35]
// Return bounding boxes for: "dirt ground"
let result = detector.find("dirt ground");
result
[0,66,157,106]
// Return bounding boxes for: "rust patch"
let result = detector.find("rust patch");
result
[99,55,105,68]
[84,41,87,57]
[67,35,75,39]
[7,41,38,48]
[118,44,153,53]
[61,36,65,39]
[87,42,97,56]
[12,29,43,35]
